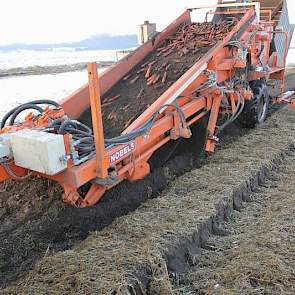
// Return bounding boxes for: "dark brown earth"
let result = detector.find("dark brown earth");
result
[79,21,235,138]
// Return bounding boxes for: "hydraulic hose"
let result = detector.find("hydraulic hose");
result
[51,103,187,162]
[58,120,92,135]
[216,91,245,135]
[0,159,32,180]
[1,99,60,128]
[1,97,188,164]
[58,120,78,134]
[9,104,44,126]
[55,119,96,159]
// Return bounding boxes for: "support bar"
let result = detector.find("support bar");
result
[87,62,108,178]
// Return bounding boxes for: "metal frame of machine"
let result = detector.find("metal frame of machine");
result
[1,2,294,207]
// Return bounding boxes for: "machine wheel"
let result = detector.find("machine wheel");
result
[238,81,270,128]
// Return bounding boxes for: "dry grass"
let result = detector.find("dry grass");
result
[2,108,295,294]
[175,156,295,294]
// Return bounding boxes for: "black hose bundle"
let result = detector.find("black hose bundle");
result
[216,89,245,136]
[51,103,186,161]
[52,119,96,159]
[51,113,157,159]
[0,99,60,129]
[1,99,187,164]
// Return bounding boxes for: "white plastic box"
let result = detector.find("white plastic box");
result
[11,130,67,175]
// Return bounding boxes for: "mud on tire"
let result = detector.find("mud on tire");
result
[238,80,270,128]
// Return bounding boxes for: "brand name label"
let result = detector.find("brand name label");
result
[110,142,135,164]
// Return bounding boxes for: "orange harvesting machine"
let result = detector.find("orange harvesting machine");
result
[0,1,294,207]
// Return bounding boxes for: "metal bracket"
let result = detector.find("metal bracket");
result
[91,175,119,186]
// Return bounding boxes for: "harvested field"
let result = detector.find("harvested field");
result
[173,156,295,294]
[79,20,235,138]
[2,107,295,294]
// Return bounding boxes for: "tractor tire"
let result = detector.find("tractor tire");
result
[238,81,269,128]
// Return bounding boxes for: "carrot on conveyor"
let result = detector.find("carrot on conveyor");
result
[149,61,157,66]
[123,114,138,129]
[122,104,130,112]
[147,74,156,85]
[123,74,131,81]
[157,46,166,52]
[129,75,140,84]
[141,61,150,68]
[166,64,171,71]
[162,71,168,84]
[102,101,113,108]
[163,49,173,57]
[157,61,169,71]
[107,111,117,121]
[137,88,144,99]
[137,68,146,74]
[104,94,121,103]
[152,74,161,85]
[145,64,153,79]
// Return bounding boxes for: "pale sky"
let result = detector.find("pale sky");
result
[0,0,294,45]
